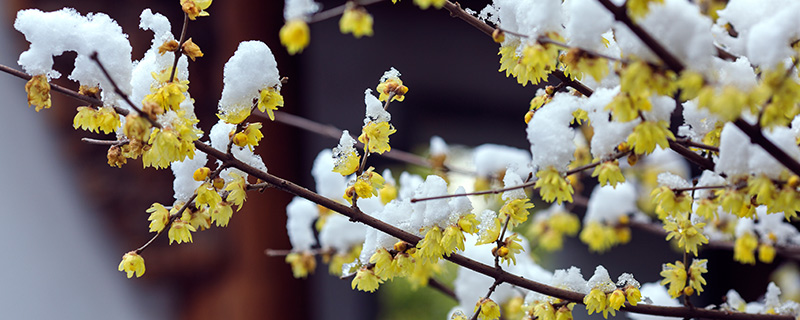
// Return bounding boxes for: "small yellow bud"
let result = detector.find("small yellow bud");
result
[617,142,630,153]
[393,241,410,253]
[492,29,505,43]
[627,152,639,166]
[788,175,800,188]
[193,167,211,181]
[233,132,248,147]
[525,110,535,124]
[683,286,695,296]
[212,177,225,190]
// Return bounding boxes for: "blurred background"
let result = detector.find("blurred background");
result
[0,0,790,319]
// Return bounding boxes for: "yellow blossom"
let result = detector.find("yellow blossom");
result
[592,160,625,188]
[677,70,705,100]
[663,213,708,256]
[660,261,687,298]
[734,232,758,264]
[145,81,188,112]
[627,120,675,155]
[224,172,248,210]
[625,286,642,306]
[359,121,397,154]
[107,145,126,168]
[351,267,382,292]
[181,38,204,61]
[535,167,574,204]
[286,252,316,278]
[238,122,264,151]
[168,218,196,244]
[688,259,708,295]
[555,305,574,320]
[379,182,397,204]
[25,74,51,112]
[414,0,446,10]
[377,78,409,102]
[580,221,617,252]
[184,208,210,231]
[146,203,170,233]
[627,0,664,18]
[333,149,360,176]
[759,243,776,263]
[476,216,502,245]
[339,6,373,38]
[607,289,626,310]
[195,182,222,208]
[516,42,560,86]
[495,233,524,265]
[73,106,121,134]
[533,302,556,320]
[211,202,234,227]
[181,0,212,20]
[441,225,465,256]
[748,175,777,208]
[369,248,394,279]
[118,251,146,278]
[561,48,609,82]
[280,19,310,55]
[584,289,609,317]
[499,198,534,226]
[475,298,501,320]
[258,87,284,121]
[458,214,480,234]
[142,128,181,169]
[417,226,445,263]
[123,114,151,143]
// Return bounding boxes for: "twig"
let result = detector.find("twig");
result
[734,118,800,178]
[0,63,103,107]
[667,140,715,171]
[168,13,189,83]
[81,138,128,146]
[309,0,386,24]
[410,150,630,203]
[264,110,476,175]
[135,193,197,254]
[89,52,157,127]
[674,138,719,153]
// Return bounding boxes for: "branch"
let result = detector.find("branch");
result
[594,0,685,72]
[668,140,716,171]
[309,0,386,23]
[733,119,800,178]
[264,110,476,175]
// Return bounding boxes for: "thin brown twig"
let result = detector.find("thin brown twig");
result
[81,137,129,146]
[309,0,386,24]
[169,13,189,83]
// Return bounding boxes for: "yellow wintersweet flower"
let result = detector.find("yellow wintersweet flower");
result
[734,232,758,264]
[561,48,609,82]
[518,43,559,86]
[627,0,664,18]
[286,252,316,278]
[660,261,687,298]
[627,120,675,155]
[369,248,394,279]
[142,128,181,169]
[181,38,204,61]
[146,203,170,233]
[535,167,574,204]
[607,289,626,310]
[555,305,574,320]
[533,302,556,320]
[168,218,196,244]
[211,202,234,227]
[414,0,446,10]
[348,168,384,201]
[359,121,397,154]
[123,114,152,143]
[417,226,445,262]
[625,286,642,306]
[759,243,776,263]
[377,78,409,102]
[580,221,616,252]
[697,86,748,122]
[441,225,465,256]
[592,160,625,188]
[280,19,310,55]
[258,87,284,121]
[224,173,247,210]
[235,122,263,151]
[333,149,360,176]
[748,175,777,207]
[158,40,179,55]
[145,81,188,112]
[181,0,212,20]
[476,216,501,245]
[379,181,397,204]
[73,106,121,134]
[195,182,222,208]
[457,214,480,234]
[25,74,51,112]
[184,207,210,231]
[499,198,534,226]
[688,259,708,295]
[340,5,373,38]
[584,289,609,317]
[118,251,145,278]
[351,267,383,292]
[620,60,675,97]
[663,213,708,256]
[495,233,524,265]
[475,298,501,320]
[677,70,705,100]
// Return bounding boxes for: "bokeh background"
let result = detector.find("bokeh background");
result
[0,0,789,319]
